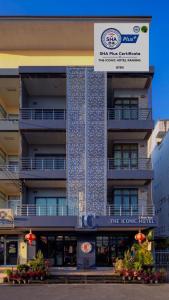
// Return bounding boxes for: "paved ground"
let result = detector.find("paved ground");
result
[0,284,169,300]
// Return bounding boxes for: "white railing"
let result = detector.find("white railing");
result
[107,158,152,170]
[107,108,152,120]
[15,204,76,216]
[106,204,155,216]
[0,164,19,172]
[12,204,155,217]
[0,117,19,122]
[20,108,66,120]
[21,157,66,171]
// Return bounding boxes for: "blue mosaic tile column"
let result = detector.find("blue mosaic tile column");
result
[67,67,107,217]
[86,68,107,215]
[67,67,86,217]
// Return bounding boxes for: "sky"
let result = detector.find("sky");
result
[0,0,168,121]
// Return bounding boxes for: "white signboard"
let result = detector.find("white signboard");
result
[94,23,149,72]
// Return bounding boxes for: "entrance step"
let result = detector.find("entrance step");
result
[48,274,123,284]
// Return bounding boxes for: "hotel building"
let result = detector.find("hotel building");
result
[0,16,156,268]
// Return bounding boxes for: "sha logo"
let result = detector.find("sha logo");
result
[101,28,122,49]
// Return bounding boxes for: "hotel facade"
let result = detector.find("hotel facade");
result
[0,16,156,268]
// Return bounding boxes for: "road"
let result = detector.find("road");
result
[0,284,169,300]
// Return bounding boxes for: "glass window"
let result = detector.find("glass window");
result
[36,197,67,216]
[112,189,138,216]
[114,98,138,120]
[8,196,21,215]
[113,144,138,169]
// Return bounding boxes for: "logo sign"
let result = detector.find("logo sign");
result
[94,23,149,72]
[82,214,96,229]
[81,242,92,254]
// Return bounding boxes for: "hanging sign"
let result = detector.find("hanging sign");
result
[94,23,149,72]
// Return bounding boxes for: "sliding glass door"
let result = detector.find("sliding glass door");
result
[113,189,138,215]
[36,197,67,216]
[113,144,138,169]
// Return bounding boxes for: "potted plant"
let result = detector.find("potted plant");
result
[4,269,12,282]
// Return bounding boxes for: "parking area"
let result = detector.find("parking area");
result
[0,284,169,300]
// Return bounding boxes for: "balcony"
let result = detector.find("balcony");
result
[0,116,19,131]
[107,158,153,180]
[0,204,157,229]
[19,108,66,130]
[9,203,157,229]
[107,108,154,133]
[19,157,66,179]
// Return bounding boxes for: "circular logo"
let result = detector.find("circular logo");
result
[101,28,122,49]
[81,242,92,254]
[133,26,140,33]
[141,25,148,33]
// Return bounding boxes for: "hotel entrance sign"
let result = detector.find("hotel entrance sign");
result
[94,23,149,72]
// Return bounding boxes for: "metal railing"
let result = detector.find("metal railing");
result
[107,158,152,170]
[106,204,155,216]
[107,108,152,120]
[0,117,19,122]
[0,164,19,172]
[15,204,76,216]
[20,108,66,120]
[21,158,66,170]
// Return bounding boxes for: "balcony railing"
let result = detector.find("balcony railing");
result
[107,158,152,170]
[9,204,155,217]
[0,164,19,172]
[21,158,66,170]
[0,158,151,172]
[0,116,19,122]
[106,204,155,216]
[14,204,76,216]
[20,108,66,120]
[107,108,152,120]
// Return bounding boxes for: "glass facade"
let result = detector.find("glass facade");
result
[0,237,18,265]
[114,98,138,120]
[113,189,138,215]
[96,234,134,266]
[113,144,138,169]
[36,197,67,216]
[37,234,77,267]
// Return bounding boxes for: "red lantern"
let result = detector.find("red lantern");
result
[135,230,146,244]
[25,229,36,246]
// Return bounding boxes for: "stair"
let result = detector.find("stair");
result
[48,274,123,284]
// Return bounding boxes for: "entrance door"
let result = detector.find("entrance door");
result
[55,235,77,267]
[0,239,18,265]
[6,240,18,265]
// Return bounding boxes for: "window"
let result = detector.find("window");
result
[113,144,138,169]
[113,189,138,215]
[36,197,67,216]
[114,98,138,120]
[8,196,21,215]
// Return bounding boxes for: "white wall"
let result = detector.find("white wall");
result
[152,130,169,237]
